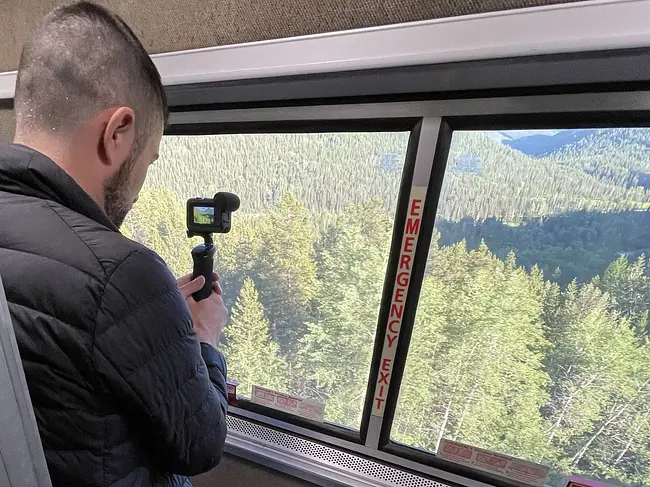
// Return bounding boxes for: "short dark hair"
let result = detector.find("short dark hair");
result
[14,1,168,150]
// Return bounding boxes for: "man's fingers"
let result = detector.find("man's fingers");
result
[212,279,222,295]
[178,275,205,298]
[179,272,218,285]
[177,272,220,296]
[210,272,222,294]
[176,273,194,288]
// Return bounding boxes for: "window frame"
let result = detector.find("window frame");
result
[168,91,650,487]
[377,114,650,484]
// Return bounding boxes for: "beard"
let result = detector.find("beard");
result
[103,151,137,229]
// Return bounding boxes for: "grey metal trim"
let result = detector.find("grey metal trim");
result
[169,91,650,125]
[225,439,348,487]
[412,119,440,187]
[225,414,490,487]
[229,406,365,453]
[364,415,383,451]
[228,408,492,487]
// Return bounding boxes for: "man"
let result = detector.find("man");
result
[0,2,229,486]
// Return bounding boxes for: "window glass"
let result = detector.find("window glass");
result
[391,128,650,486]
[123,132,410,430]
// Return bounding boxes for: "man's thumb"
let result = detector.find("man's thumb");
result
[179,275,205,298]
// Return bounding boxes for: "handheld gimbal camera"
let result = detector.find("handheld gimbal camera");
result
[186,192,240,301]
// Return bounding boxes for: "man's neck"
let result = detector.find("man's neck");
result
[14,131,105,208]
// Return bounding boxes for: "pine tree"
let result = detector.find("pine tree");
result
[298,200,393,428]
[122,188,192,276]
[222,277,287,396]
[600,255,650,336]
[541,282,650,482]
[254,193,318,353]
[211,216,264,312]
[393,242,551,462]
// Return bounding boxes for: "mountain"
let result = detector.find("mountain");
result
[443,130,650,221]
[486,129,560,144]
[501,129,597,157]
[548,128,650,189]
[484,128,650,190]
[144,129,650,225]
[494,128,650,163]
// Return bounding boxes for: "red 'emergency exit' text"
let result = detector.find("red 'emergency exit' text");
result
[372,191,424,414]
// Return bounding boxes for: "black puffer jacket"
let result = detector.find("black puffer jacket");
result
[0,144,228,487]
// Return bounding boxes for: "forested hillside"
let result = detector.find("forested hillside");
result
[122,128,650,487]
[144,132,409,213]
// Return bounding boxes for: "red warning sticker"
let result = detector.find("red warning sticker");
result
[251,385,325,422]
[566,477,617,487]
[439,439,550,487]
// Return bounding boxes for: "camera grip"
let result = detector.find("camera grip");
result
[191,244,216,301]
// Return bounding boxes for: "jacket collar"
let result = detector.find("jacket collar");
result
[0,143,119,232]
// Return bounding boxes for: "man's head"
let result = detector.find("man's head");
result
[13,1,168,228]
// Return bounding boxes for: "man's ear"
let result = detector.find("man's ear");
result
[101,107,136,168]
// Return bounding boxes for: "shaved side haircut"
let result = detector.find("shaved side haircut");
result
[14,1,168,154]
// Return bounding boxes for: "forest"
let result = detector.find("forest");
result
[121,128,650,487]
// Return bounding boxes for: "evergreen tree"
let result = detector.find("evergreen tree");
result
[255,193,318,353]
[393,243,551,462]
[122,188,192,276]
[541,282,650,483]
[298,199,393,428]
[222,277,287,396]
[599,255,650,336]
[211,216,264,312]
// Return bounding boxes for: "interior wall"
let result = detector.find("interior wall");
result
[0,0,582,72]
[191,453,317,487]
[0,109,14,144]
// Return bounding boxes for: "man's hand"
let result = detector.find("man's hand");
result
[177,272,228,348]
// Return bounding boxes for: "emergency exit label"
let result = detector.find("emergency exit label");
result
[371,186,427,417]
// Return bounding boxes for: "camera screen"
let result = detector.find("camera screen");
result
[193,206,215,225]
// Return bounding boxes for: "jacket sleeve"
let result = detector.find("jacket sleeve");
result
[92,248,228,476]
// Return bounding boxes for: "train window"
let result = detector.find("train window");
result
[122,131,411,431]
[391,127,650,486]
